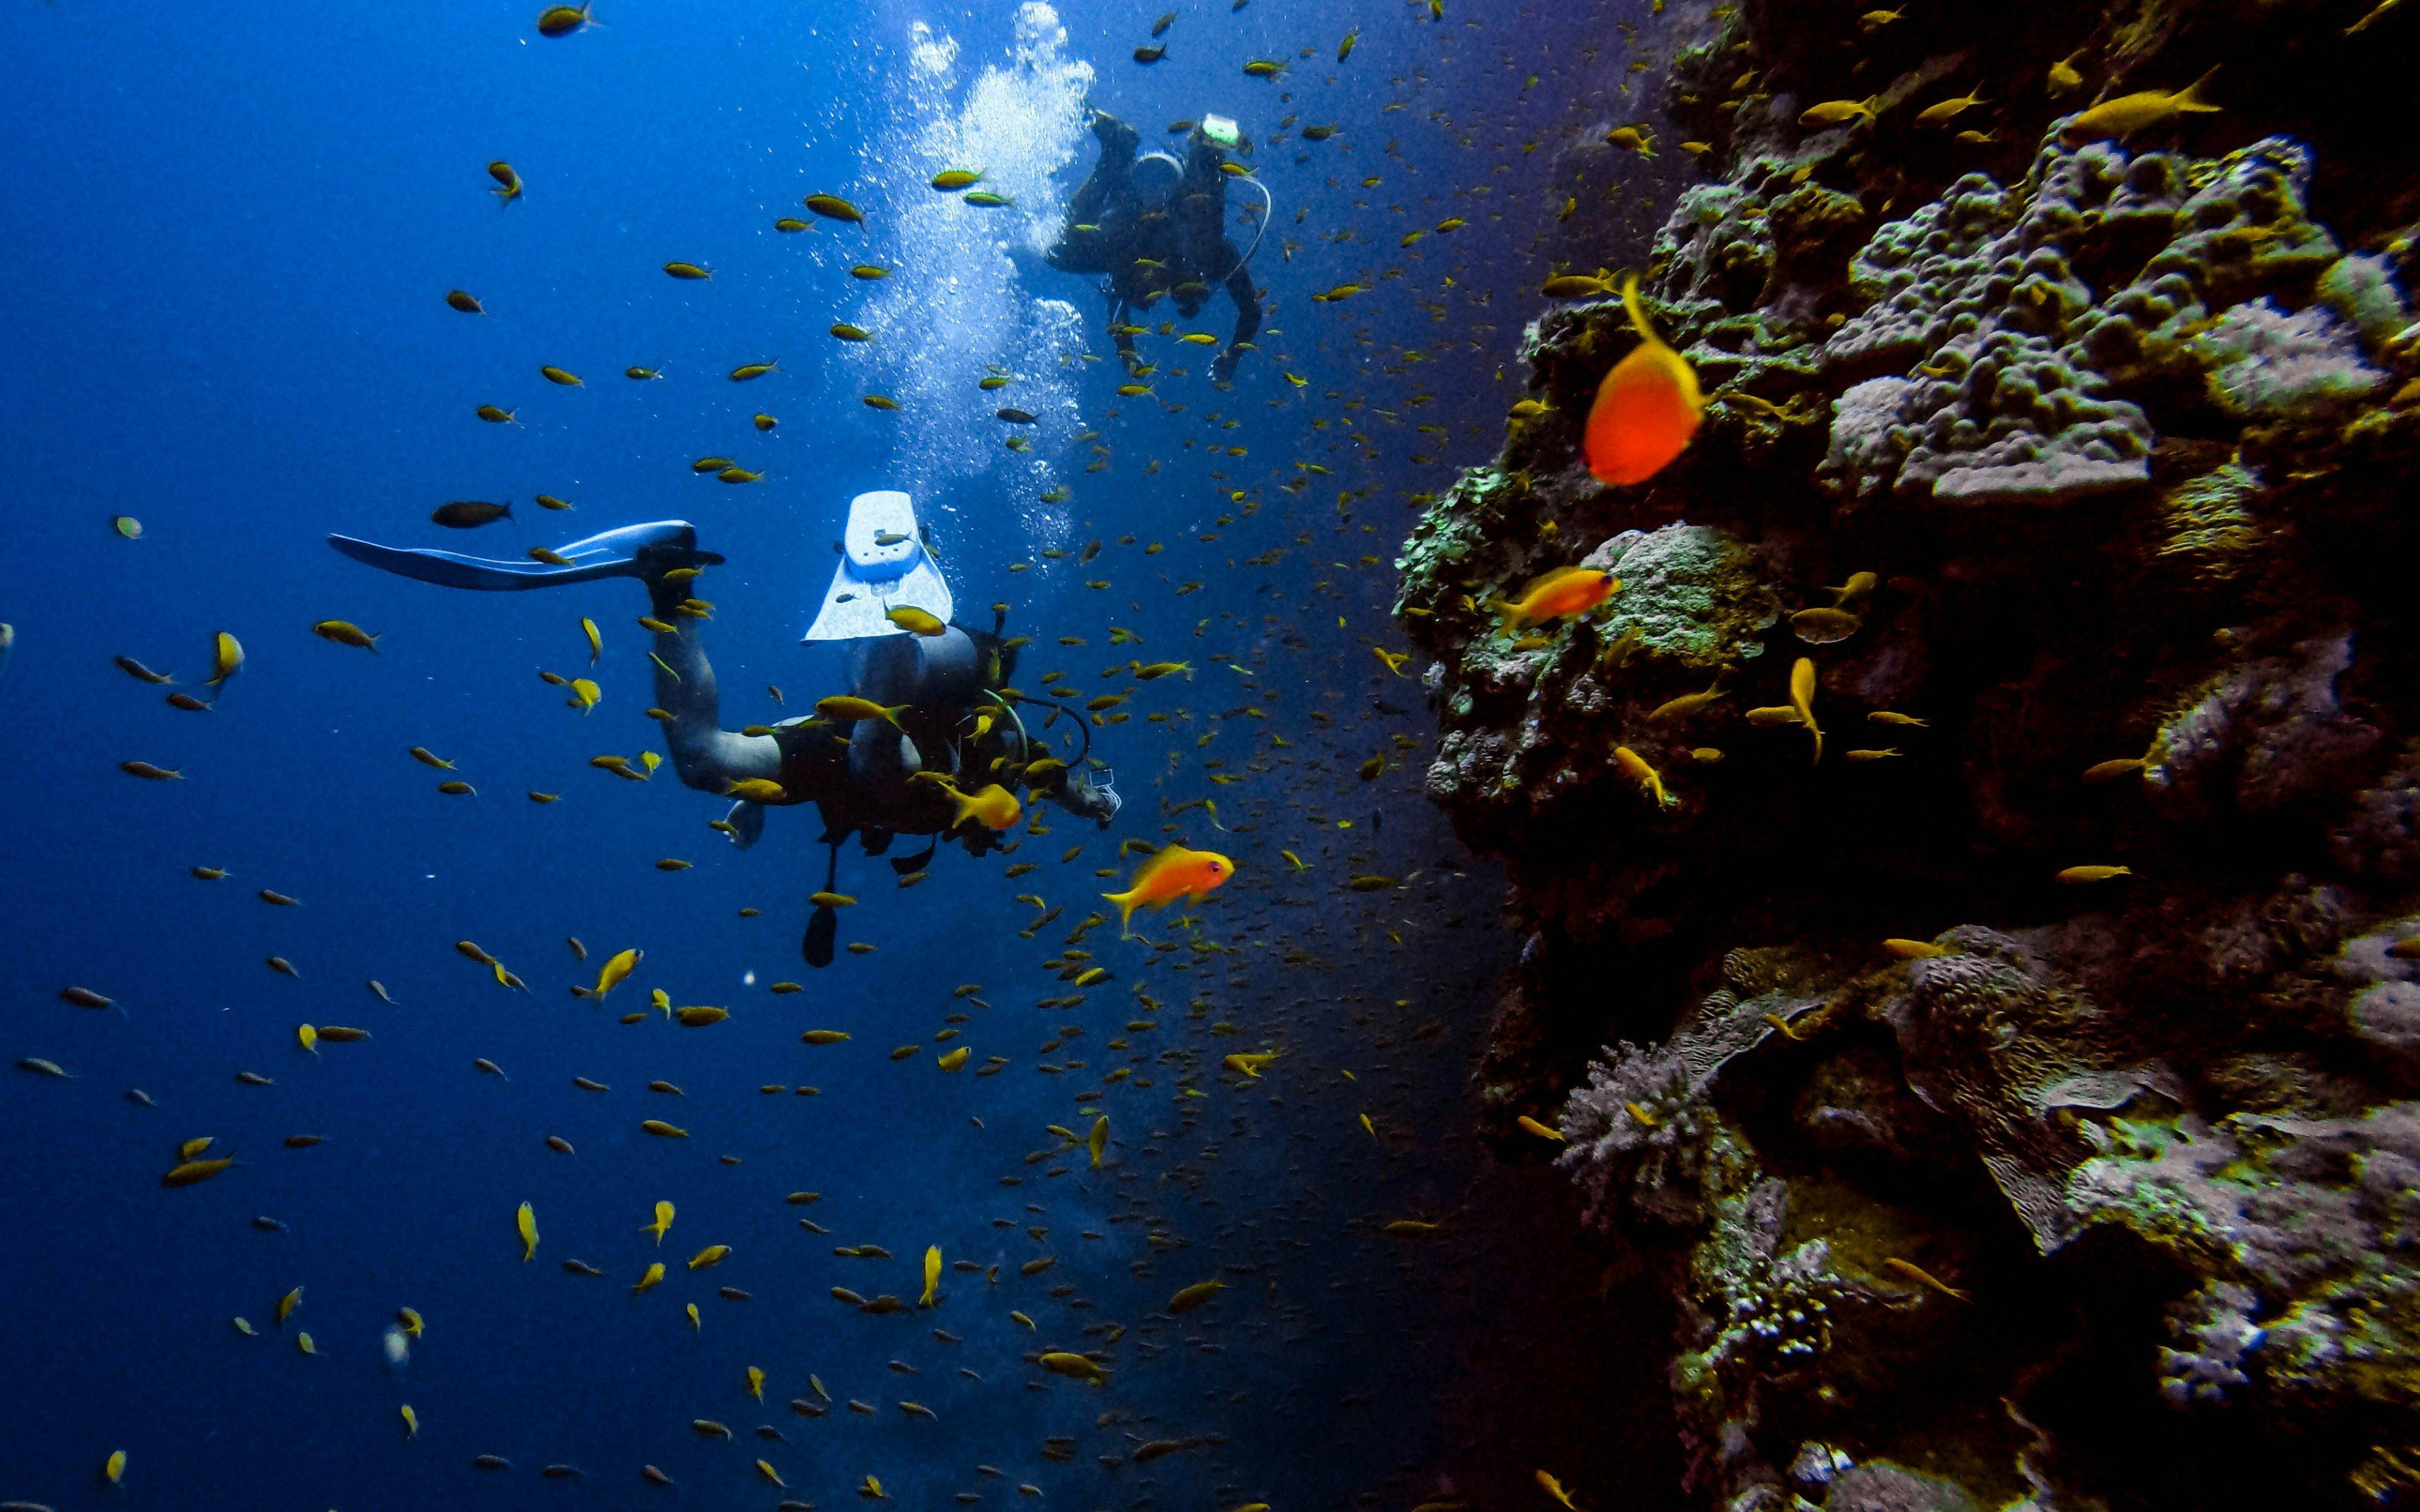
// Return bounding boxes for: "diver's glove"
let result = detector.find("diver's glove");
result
[1209,349,1240,387]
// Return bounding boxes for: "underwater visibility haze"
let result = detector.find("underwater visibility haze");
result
[10,0,2420,1509]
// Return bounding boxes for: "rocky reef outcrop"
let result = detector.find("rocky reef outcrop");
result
[1399,0,2420,1506]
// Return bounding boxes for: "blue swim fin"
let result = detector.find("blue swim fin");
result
[328,520,722,591]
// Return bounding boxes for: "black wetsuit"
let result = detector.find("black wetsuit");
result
[749,622,1031,857]
[1047,119,1263,382]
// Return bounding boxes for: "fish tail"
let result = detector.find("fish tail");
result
[1102,889,1139,934]
[2179,66,2221,110]
[1618,272,1653,343]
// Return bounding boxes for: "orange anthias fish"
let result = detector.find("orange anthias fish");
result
[1584,273,1702,486]
[1494,567,1618,633]
[1103,843,1234,934]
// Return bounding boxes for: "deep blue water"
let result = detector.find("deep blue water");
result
[1,2,1681,1508]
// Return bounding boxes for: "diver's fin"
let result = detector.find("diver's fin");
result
[802,491,953,641]
[328,520,722,592]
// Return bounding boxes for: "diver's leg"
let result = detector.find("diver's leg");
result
[645,572,782,794]
[1048,113,1139,271]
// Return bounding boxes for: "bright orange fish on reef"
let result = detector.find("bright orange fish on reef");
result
[1103,844,1233,934]
[1584,274,1702,486]
[1495,566,1618,633]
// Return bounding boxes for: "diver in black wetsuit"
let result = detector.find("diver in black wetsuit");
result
[327,512,1121,964]
[1046,109,1265,386]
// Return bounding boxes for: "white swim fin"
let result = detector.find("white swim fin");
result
[802,490,954,643]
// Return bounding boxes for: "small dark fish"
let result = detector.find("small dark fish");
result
[1133,44,1167,62]
[1167,120,1196,133]
[266,956,299,978]
[114,655,175,684]
[996,408,1037,424]
[165,692,212,712]
[432,501,512,529]
[60,987,112,1010]
[253,1216,289,1232]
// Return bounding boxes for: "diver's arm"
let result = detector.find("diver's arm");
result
[647,580,782,793]
[1213,261,1261,383]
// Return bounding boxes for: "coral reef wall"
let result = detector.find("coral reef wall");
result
[1398,0,2420,1507]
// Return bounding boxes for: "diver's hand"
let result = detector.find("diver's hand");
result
[1210,350,1240,387]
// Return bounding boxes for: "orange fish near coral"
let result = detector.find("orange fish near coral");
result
[1584,274,1702,486]
[1495,567,1618,633]
[1103,843,1233,934]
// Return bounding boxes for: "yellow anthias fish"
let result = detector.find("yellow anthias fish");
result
[1613,746,1676,809]
[517,1201,538,1261]
[568,677,601,713]
[688,1244,731,1270]
[2059,69,2219,144]
[582,617,602,663]
[1037,1351,1107,1385]
[1536,1469,1579,1509]
[1790,657,1821,762]
[942,781,1022,832]
[885,605,947,636]
[921,1246,942,1307]
[592,948,640,999]
[747,1365,765,1400]
[1087,1116,1109,1169]
[632,1261,666,1294]
[643,1200,674,1244]
[1103,843,1234,934]
[815,695,908,727]
[106,1449,126,1484]
[208,631,245,688]
[1223,1050,1279,1078]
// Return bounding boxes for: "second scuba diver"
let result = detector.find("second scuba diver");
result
[1046,109,1265,386]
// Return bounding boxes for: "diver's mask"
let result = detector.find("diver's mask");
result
[1199,113,1240,149]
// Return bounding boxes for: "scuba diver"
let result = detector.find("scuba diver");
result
[1046,108,1266,386]
[328,491,1121,965]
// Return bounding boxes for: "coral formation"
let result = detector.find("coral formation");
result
[1398,0,2420,1506]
